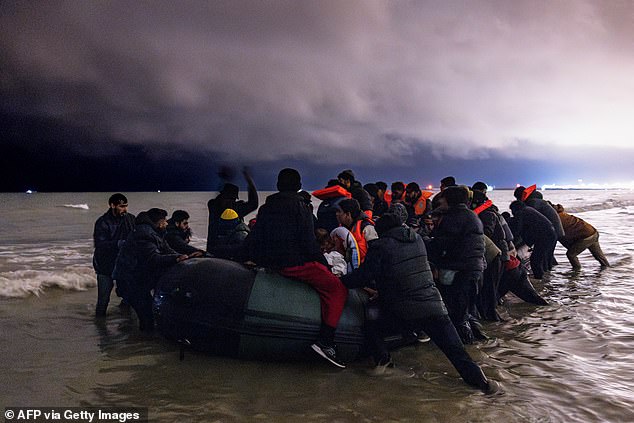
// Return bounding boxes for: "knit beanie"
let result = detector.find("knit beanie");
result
[277,168,302,192]
[375,213,401,236]
[387,203,408,225]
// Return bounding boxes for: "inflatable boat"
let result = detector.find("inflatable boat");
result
[153,258,386,363]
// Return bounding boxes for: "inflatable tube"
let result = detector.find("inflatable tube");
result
[312,185,352,200]
[154,258,377,362]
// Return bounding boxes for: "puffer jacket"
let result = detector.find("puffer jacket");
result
[93,210,135,275]
[341,225,447,320]
[428,204,486,272]
[525,194,565,239]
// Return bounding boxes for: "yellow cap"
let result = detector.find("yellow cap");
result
[220,208,239,220]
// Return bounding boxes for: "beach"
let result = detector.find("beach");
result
[1,189,634,422]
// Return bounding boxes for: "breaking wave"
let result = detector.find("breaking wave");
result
[0,266,95,298]
[63,203,90,210]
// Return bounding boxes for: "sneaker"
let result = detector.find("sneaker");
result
[311,343,346,369]
[482,379,501,395]
[414,331,431,343]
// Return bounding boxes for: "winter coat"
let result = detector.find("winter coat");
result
[348,181,373,212]
[206,184,258,252]
[316,195,348,233]
[112,214,181,289]
[511,204,557,247]
[553,204,597,248]
[165,224,200,255]
[525,195,565,239]
[341,225,447,320]
[428,204,486,272]
[249,191,326,268]
[93,210,136,275]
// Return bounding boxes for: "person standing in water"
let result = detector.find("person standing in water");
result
[93,193,135,317]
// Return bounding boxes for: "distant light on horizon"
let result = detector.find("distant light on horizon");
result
[542,181,634,190]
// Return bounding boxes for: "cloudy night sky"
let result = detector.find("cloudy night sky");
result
[1,0,633,192]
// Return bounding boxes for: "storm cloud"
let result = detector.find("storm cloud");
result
[1,0,634,186]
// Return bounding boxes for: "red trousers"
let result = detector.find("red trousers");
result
[280,262,348,328]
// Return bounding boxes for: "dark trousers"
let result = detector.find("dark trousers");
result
[437,270,482,344]
[96,274,114,316]
[531,238,556,279]
[365,312,489,389]
[477,257,502,321]
[118,277,154,330]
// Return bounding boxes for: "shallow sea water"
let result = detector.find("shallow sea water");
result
[1,190,634,422]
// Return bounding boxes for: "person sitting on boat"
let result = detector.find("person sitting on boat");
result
[249,168,348,368]
[370,182,389,218]
[340,209,498,393]
[403,182,433,225]
[315,228,348,277]
[427,186,486,344]
[330,226,361,274]
[112,208,189,331]
[335,198,377,264]
[206,167,258,253]
[165,210,205,256]
[385,181,406,207]
[315,179,350,233]
[551,203,610,270]
[93,193,135,317]
[337,169,373,217]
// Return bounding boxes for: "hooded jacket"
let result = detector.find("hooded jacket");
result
[341,225,447,320]
[524,193,565,239]
[428,204,486,272]
[112,213,181,289]
[249,191,325,268]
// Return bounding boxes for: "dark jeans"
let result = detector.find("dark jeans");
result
[365,312,489,389]
[118,277,154,330]
[96,274,114,316]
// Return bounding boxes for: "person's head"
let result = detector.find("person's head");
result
[147,208,169,231]
[170,210,190,231]
[315,228,335,253]
[440,176,456,191]
[513,186,526,201]
[336,198,361,228]
[108,193,128,216]
[277,168,302,192]
[375,212,401,236]
[363,183,379,199]
[471,181,487,193]
[509,200,525,216]
[387,202,408,226]
[337,169,355,189]
[443,186,469,207]
[375,181,387,198]
[471,190,487,208]
[220,183,239,200]
[405,182,421,202]
[391,181,405,200]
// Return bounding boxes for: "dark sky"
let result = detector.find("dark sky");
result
[2,1,633,191]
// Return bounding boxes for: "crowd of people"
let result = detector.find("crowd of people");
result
[92,168,610,393]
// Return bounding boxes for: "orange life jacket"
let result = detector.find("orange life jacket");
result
[350,218,374,263]
[521,184,537,201]
[409,191,434,216]
[312,185,352,200]
[473,199,493,215]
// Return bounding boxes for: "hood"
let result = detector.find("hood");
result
[381,225,417,243]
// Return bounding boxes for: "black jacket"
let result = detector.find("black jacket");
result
[112,214,181,289]
[511,204,557,247]
[165,224,200,255]
[348,181,373,212]
[525,195,565,239]
[342,226,447,320]
[92,210,135,275]
[206,183,258,251]
[250,191,325,268]
[428,204,485,271]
